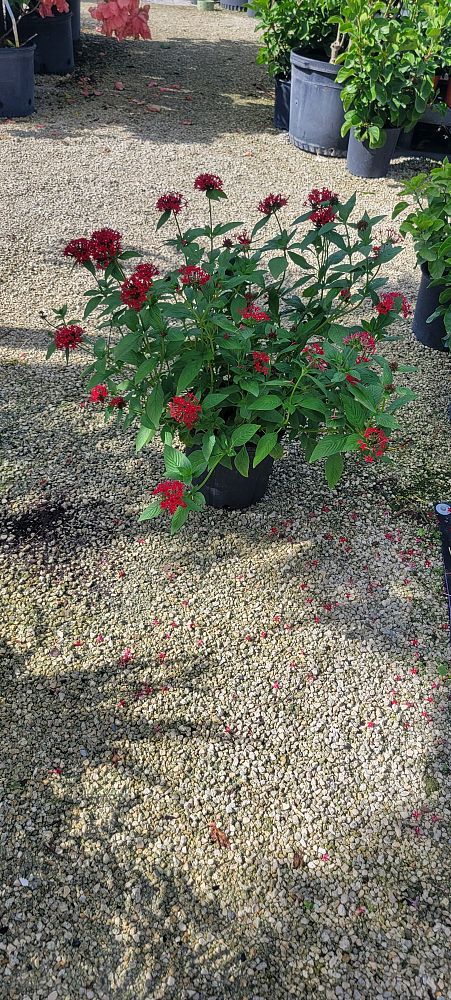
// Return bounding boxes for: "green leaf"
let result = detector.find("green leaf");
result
[325,453,344,488]
[234,445,249,478]
[83,296,103,319]
[135,424,156,453]
[114,331,141,362]
[288,251,311,269]
[231,423,260,447]
[145,383,164,427]
[202,391,232,409]
[202,434,216,461]
[392,200,408,219]
[343,397,368,429]
[123,309,139,332]
[134,357,157,385]
[177,357,203,393]
[156,210,171,231]
[340,193,356,223]
[248,395,281,411]
[268,256,287,279]
[139,500,161,521]
[171,505,190,535]
[214,315,239,334]
[164,445,192,481]
[309,435,348,463]
[253,431,278,467]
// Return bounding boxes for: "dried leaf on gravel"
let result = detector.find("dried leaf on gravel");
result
[293,851,305,869]
[210,822,230,849]
[114,81,125,91]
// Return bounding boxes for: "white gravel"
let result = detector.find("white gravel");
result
[1,5,451,1000]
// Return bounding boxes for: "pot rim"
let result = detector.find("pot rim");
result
[290,49,339,74]
[0,43,36,54]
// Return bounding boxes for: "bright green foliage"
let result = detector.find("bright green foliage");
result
[394,159,451,347]
[336,0,451,147]
[252,0,340,78]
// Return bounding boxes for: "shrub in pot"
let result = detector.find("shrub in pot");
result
[394,159,451,352]
[18,0,74,74]
[48,174,415,532]
[337,0,451,178]
[252,0,340,132]
[0,2,35,117]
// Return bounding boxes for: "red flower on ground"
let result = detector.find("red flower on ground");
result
[153,480,187,515]
[376,292,411,318]
[258,193,288,215]
[340,288,351,300]
[156,191,187,214]
[89,228,122,268]
[169,393,201,430]
[194,173,223,192]
[237,230,251,247]
[252,351,270,375]
[63,237,92,264]
[110,395,126,409]
[310,205,336,228]
[179,264,210,286]
[54,324,84,350]
[306,187,339,208]
[358,427,389,463]
[120,275,148,310]
[90,384,108,403]
[133,262,159,285]
[240,303,270,322]
[302,342,328,370]
[345,374,360,385]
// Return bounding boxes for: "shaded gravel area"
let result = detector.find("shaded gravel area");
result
[1,6,451,1000]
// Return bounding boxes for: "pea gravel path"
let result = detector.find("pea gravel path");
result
[1,6,451,1000]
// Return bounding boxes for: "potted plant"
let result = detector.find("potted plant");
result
[337,0,451,178]
[253,0,341,134]
[47,173,414,533]
[0,1,35,117]
[18,0,74,75]
[394,159,451,352]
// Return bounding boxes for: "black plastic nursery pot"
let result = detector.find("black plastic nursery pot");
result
[289,49,348,157]
[274,74,291,131]
[68,0,80,43]
[412,263,448,352]
[0,46,35,118]
[346,126,401,178]
[220,0,246,9]
[193,448,274,510]
[19,12,74,75]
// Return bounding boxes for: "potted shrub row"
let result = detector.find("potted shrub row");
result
[394,159,451,352]
[47,173,415,532]
[253,0,450,177]
[0,1,35,117]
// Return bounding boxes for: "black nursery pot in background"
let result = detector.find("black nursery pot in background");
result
[68,0,80,42]
[346,126,401,178]
[192,448,274,510]
[274,74,291,130]
[289,49,348,157]
[0,46,35,118]
[19,12,74,75]
[412,263,448,352]
[220,0,247,9]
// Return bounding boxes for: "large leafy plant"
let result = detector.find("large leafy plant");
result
[48,174,414,533]
[253,0,340,78]
[394,159,451,347]
[336,0,451,148]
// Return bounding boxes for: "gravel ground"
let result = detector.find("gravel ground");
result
[1,6,451,1000]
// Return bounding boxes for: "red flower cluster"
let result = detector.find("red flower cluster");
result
[54,324,84,351]
[310,206,336,228]
[343,331,376,363]
[358,427,389,463]
[153,480,187,514]
[169,393,201,430]
[240,304,270,322]
[179,264,210,286]
[90,384,108,403]
[252,351,270,375]
[302,342,328,370]
[110,395,125,409]
[376,292,411,318]
[237,230,251,247]
[194,173,223,192]
[306,187,339,208]
[340,288,351,300]
[156,191,187,214]
[120,264,157,310]
[63,238,92,264]
[258,193,288,216]
[90,229,122,268]
[222,237,234,249]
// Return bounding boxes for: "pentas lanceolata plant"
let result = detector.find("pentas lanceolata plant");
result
[48,174,415,533]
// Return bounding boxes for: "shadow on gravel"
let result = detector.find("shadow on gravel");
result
[11,31,274,147]
[1,637,450,998]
